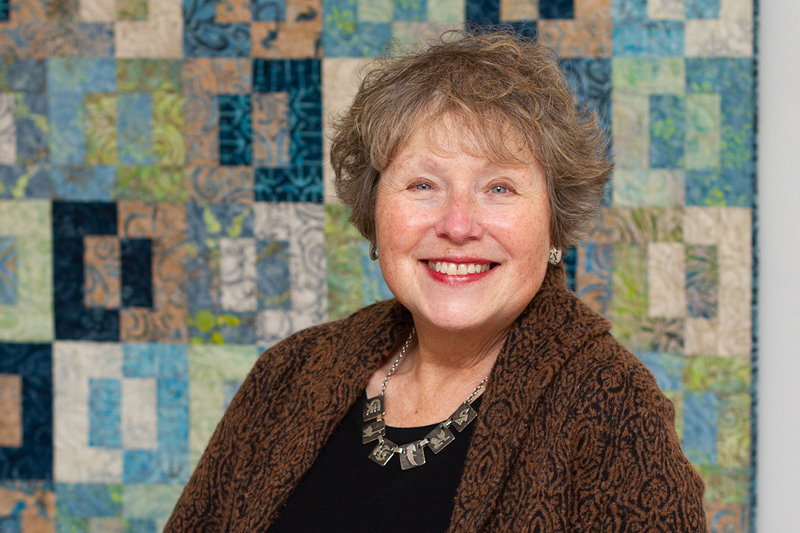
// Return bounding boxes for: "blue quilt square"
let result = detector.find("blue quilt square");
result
[540,0,575,19]
[506,21,538,39]
[184,21,251,57]
[183,0,251,56]
[252,59,320,93]
[0,165,50,199]
[160,377,190,459]
[15,118,48,165]
[322,8,393,58]
[394,0,427,22]
[124,450,160,483]
[686,0,720,19]
[219,94,253,166]
[613,20,685,57]
[685,169,719,206]
[88,378,122,449]
[254,167,323,203]
[253,0,285,21]
[288,110,322,169]
[51,165,117,201]
[155,345,190,381]
[118,93,154,166]
[0,517,21,532]
[47,58,116,94]
[21,90,47,115]
[55,483,122,518]
[123,344,158,378]
[0,236,17,305]
[612,0,647,20]
[0,517,21,533]
[564,246,577,292]
[126,519,158,533]
[6,59,46,93]
[123,445,188,485]
[48,93,86,166]
[686,168,752,208]
[466,0,500,26]
[183,0,217,23]
[649,94,685,168]
[121,238,153,308]
[0,343,53,480]
[683,391,718,466]
[53,201,120,341]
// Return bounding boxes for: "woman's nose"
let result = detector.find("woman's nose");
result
[434,194,483,242]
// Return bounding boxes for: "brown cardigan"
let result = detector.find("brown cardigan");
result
[165,265,706,532]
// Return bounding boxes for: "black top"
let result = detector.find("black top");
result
[268,394,482,533]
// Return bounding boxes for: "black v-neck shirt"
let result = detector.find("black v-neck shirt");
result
[268,394,482,532]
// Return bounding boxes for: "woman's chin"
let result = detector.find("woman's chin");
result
[408,305,504,337]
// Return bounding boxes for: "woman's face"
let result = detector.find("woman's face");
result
[374,119,552,339]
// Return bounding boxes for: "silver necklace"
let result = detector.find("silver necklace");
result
[362,329,489,470]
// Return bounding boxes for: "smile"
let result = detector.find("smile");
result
[426,261,493,276]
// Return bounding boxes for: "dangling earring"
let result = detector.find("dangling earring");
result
[548,248,562,265]
[369,242,379,261]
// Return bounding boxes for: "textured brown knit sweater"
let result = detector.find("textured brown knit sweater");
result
[165,265,706,532]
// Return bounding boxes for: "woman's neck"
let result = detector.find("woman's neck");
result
[412,320,508,373]
[366,322,508,427]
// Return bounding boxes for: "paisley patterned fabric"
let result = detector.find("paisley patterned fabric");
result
[165,264,706,532]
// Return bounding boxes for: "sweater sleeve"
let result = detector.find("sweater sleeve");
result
[571,351,707,532]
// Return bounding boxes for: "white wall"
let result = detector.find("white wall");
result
[757,0,800,530]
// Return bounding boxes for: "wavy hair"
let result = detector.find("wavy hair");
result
[330,30,612,250]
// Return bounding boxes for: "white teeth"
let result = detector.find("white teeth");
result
[427,261,492,276]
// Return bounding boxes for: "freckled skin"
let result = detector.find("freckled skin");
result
[374,119,552,350]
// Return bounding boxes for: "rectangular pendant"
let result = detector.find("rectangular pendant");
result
[399,441,426,470]
[449,402,478,432]
[425,424,455,454]
[363,395,384,422]
[361,419,385,444]
[369,438,396,466]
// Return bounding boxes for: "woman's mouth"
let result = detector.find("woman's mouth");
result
[426,261,494,276]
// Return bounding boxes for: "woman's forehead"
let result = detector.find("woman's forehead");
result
[396,111,535,167]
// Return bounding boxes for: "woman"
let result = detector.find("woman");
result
[166,31,706,531]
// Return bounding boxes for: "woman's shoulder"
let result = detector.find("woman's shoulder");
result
[561,331,670,410]
[250,298,407,375]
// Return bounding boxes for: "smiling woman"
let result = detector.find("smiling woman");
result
[165,31,707,532]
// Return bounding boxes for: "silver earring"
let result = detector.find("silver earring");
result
[369,242,379,261]
[548,248,562,265]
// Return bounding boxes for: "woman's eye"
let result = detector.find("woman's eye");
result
[414,183,432,190]
[491,185,509,194]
